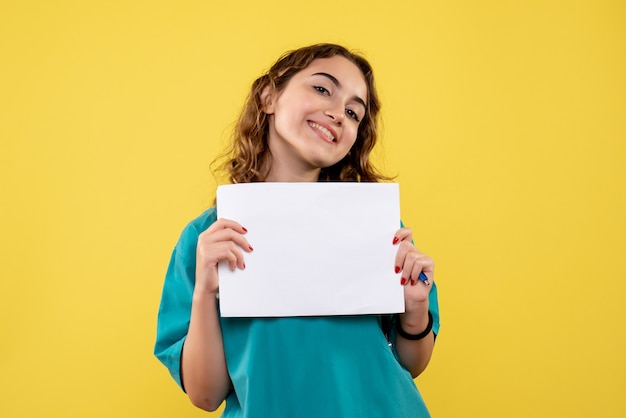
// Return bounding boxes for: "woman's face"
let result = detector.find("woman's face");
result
[264,55,368,180]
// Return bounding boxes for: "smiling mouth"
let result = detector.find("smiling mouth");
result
[308,121,336,143]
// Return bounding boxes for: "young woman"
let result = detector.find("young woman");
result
[154,43,440,417]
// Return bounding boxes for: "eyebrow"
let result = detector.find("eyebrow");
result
[312,72,367,110]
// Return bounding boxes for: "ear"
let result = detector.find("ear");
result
[260,85,276,114]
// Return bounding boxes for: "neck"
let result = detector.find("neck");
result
[262,154,320,182]
[265,164,320,182]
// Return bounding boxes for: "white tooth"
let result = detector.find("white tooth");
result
[310,122,334,141]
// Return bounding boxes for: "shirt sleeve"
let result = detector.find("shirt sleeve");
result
[428,280,441,337]
[153,209,217,391]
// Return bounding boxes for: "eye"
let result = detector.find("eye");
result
[346,108,361,122]
[313,86,330,95]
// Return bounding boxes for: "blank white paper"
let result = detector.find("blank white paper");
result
[216,182,404,317]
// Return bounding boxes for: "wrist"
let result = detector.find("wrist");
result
[192,289,219,302]
[396,311,433,341]
[400,302,429,332]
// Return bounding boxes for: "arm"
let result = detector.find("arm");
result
[392,228,437,378]
[182,218,252,411]
[182,291,230,411]
[395,302,435,377]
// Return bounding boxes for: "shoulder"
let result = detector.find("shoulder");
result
[174,207,218,256]
[184,207,218,235]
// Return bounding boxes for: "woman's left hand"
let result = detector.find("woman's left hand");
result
[392,227,434,311]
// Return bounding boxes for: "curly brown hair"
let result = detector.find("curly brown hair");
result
[216,43,390,183]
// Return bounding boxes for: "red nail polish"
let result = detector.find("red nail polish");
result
[395,266,400,274]
[411,279,416,286]
[400,278,407,285]
[242,227,248,233]
[243,263,246,269]
[248,246,254,251]
[392,237,399,245]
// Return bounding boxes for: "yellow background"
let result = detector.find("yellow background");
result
[1,1,625,416]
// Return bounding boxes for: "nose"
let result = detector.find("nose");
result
[324,106,344,124]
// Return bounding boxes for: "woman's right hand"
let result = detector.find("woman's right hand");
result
[194,218,252,295]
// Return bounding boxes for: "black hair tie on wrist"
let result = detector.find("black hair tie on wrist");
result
[396,311,433,341]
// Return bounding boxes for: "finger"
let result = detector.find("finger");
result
[402,249,421,286]
[200,227,253,252]
[394,240,413,278]
[227,244,246,270]
[208,243,244,271]
[392,227,413,245]
[409,255,434,286]
[197,241,246,270]
[207,218,249,235]
[409,258,427,286]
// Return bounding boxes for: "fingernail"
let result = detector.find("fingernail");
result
[394,266,400,274]
[411,279,416,286]
[392,237,399,245]
[248,246,254,251]
[243,263,246,269]
[242,227,248,233]
[400,278,407,285]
